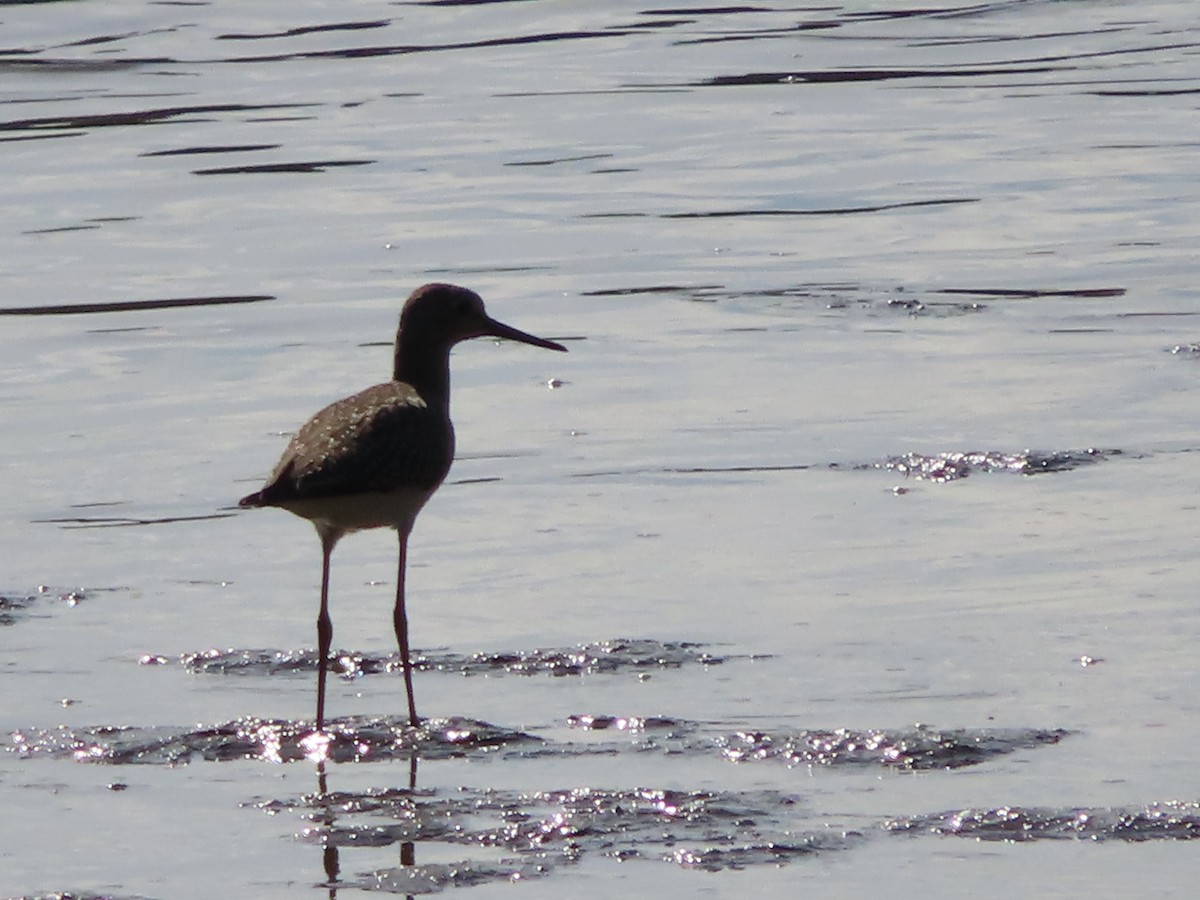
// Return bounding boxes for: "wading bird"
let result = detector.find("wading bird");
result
[239,283,566,729]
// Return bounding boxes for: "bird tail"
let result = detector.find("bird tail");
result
[239,461,294,509]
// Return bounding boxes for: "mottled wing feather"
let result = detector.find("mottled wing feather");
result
[252,382,454,505]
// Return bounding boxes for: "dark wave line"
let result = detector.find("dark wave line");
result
[221,29,628,64]
[700,65,1060,86]
[0,295,274,316]
[663,198,978,218]
[192,159,373,175]
[0,103,314,133]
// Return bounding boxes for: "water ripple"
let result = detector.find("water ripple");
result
[864,448,1123,483]
[887,802,1200,842]
[8,716,535,765]
[179,637,742,679]
[6,715,1066,772]
[0,586,87,626]
[274,783,861,881]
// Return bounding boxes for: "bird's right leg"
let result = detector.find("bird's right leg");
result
[316,535,335,732]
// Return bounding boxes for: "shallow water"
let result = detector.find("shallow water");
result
[3,1,1200,897]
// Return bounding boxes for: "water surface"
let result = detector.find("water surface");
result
[3,1,1200,896]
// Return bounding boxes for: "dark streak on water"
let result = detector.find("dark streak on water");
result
[505,152,615,167]
[664,463,812,474]
[23,216,141,236]
[698,65,1063,86]
[217,30,632,65]
[582,283,726,296]
[139,143,282,156]
[216,20,392,41]
[661,198,979,218]
[0,103,315,132]
[192,159,375,175]
[936,287,1127,300]
[33,512,238,529]
[0,295,274,316]
[23,224,101,235]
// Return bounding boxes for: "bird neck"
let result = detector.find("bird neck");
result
[393,330,452,408]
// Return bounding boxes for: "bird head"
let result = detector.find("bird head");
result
[399,283,567,352]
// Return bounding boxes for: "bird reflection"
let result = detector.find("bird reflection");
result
[319,761,338,894]
[314,749,420,898]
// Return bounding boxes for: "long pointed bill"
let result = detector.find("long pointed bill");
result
[483,316,568,352]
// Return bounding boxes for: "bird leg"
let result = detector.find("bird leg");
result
[394,529,420,726]
[316,534,335,732]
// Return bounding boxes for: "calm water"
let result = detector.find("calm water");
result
[3,1,1200,896]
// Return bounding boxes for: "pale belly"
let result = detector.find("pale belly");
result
[277,486,436,537]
